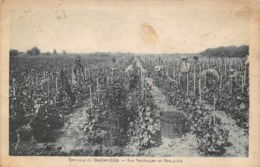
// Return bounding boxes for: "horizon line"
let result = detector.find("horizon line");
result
[11,44,249,55]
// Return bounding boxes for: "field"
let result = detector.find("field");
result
[9,53,249,157]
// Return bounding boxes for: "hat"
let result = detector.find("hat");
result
[229,69,235,72]
[154,66,161,72]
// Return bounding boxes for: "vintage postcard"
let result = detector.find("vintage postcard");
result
[1,0,260,167]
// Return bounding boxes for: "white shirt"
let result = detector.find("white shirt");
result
[181,62,190,73]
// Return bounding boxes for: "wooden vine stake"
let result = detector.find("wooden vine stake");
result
[205,71,207,86]
[244,66,246,85]
[235,70,237,82]
[177,60,179,74]
[90,65,92,77]
[43,71,46,82]
[144,83,147,108]
[166,65,168,76]
[224,59,227,72]
[199,76,201,103]
[186,74,189,95]
[178,73,180,85]
[97,77,99,90]
[230,76,232,93]
[240,59,243,71]
[51,71,54,81]
[218,59,220,70]
[53,94,56,105]
[111,68,114,83]
[84,67,87,80]
[71,67,74,85]
[89,86,93,113]
[229,58,232,70]
[242,75,244,93]
[55,76,58,94]
[220,74,222,95]
[141,67,144,99]
[36,72,38,88]
[199,65,202,102]
[193,65,196,96]
[107,74,109,84]
[97,78,99,103]
[213,93,216,125]
[12,79,15,96]
[47,78,50,102]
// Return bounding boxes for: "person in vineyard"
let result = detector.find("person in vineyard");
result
[73,55,85,82]
[111,57,116,63]
[154,65,166,80]
[228,69,241,79]
[180,57,190,92]
[59,69,76,107]
[193,56,201,74]
[129,61,140,91]
[222,69,241,90]
[198,69,220,89]
[154,65,161,76]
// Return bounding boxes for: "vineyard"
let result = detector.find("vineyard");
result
[9,53,249,157]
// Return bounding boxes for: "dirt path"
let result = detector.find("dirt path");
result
[143,78,199,156]
[145,78,178,112]
[56,105,89,152]
[134,58,200,156]
[215,110,248,156]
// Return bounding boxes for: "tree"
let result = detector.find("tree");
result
[26,47,40,56]
[53,49,57,54]
[32,47,40,55]
[9,49,19,57]
[27,50,34,56]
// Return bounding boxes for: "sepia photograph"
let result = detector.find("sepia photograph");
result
[1,0,260,167]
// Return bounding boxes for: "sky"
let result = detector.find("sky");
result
[10,4,249,54]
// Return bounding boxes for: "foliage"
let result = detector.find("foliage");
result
[10,49,20,57]
[127,105,162,150]
[27,47,41,56]
[31,104,64,142]
[201,45,249,58]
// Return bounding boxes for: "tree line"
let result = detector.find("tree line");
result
[200,45,249,58]
[9,47,65,57]
[9,45,249,57]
